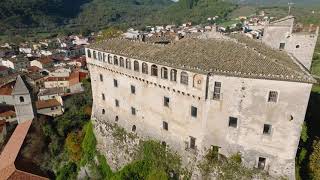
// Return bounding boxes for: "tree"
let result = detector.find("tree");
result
[65,131,84,163]
[309,139,320,179]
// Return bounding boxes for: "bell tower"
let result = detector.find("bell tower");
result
[12,75,35,124]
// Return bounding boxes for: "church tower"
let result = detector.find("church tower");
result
[12,75,35,123]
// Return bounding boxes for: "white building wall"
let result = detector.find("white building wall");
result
[0,95,14,105]
[87,47,312,179]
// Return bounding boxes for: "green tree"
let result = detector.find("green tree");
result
[309,139,320,179]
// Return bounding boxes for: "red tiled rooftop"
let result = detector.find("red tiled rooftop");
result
[0,86,13,95]
[0,66,8,71]
[36,99,61,110]
[0,111,16,118]
[8,170,48,180]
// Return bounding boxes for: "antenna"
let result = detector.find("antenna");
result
[288,2,295,15]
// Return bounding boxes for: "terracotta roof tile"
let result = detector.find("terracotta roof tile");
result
[8,170,48,180]
[89,34,315,83]
[36,99,61,110]
[0,111,16,118]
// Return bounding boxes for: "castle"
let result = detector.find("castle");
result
[86,18,318,179]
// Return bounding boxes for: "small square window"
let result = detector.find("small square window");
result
[163,121,168,131]
[51,107,54,110]
[279,43,285,50]
[115,99,119,107]
[131,85,136,94]
[263,124,272,135]
[190,136,196,149]
[102,93,105,100]
[268,91,278,103]
[258,157,266,169]
[191,106,197,118]
[131,107,136,115]
[164,97,170,107]
[114,79,118,87]
[229,117,238,128]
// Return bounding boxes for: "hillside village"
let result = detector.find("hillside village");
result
[0,10,319,179]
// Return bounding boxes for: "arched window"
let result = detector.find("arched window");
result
[19,96,24,103]
[115,116,119,122]
[161,67,168,79]
[180,71,188,85]
[114,56,118,65]
[142,62,148,74]
[87,49,91,58]
[151,65,158,76]
[102,109,105,114]
[126,59,131,69]
[108,54,112,64]
[134,61,139,72]
[93,51,97,59]
[132,125,136,132]
[120,57,124,67]
[103,53,106,62]
[170,69,177,82]
[98,52,102,61]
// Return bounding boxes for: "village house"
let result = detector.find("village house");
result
[8,55,30,71]
[0,111,16,123]
[36,99,63,117]
[30,56,54,69]
[0,82,14,105]
[37,87,64,101]
[86,31,316,179]
[44,76,69,89]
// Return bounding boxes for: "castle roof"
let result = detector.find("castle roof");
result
[88,34,315,83]
[12,75,29,95]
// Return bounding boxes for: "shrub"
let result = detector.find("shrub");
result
[309,139,320,179]
[81,122,97,166]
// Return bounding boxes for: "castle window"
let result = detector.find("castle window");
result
[102,93,105,100]
[114,56,118,65]
[268,91,278,103]
[213,82,221,100]
[279,43,285,50]
[108,54,112,64]
[98,52,102,61]
[142,62,148,74]
[99,74,103,82]
[258,157,266,170]
[132,125,136,132]
[134,61,139,72]
[102,109,105,114]
[115,99,119,107]
[296,45,300,48]
[191,106,197,118]
[164,96,170,107]
[119,57,125,67]
[170,69,177,82]
[161,67,168,79]
[229,117,238,128]
[126,59,131,69]
[163,121,168,131]
[115,115,119,122]
[131,85,136,94]
[190,136,196,149]
[151,65,158,76]
[87,49,91,58]
[263,124,272,135]
[103,53,106,62]
[93,51,97,59]
[180,71,188,85]
[19,96,24,103]
[114,79,118,87]
[131,107,136,115]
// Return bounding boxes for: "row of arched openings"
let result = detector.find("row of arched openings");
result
[88,49,189,85]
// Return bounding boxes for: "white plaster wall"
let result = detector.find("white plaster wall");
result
[0,95,14,105]
[204,75,312,178]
